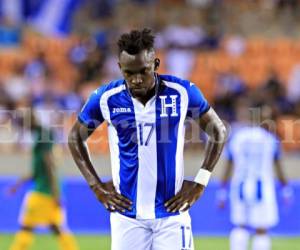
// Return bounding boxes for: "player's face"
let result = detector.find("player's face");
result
[119,49,156,98]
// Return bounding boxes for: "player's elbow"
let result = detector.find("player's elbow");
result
[214,122,228,144]
[68,126,79,150]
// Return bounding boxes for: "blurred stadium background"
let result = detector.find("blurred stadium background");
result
[0,0,300,249]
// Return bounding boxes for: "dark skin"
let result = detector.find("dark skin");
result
[118,49,158,105]
[68,49,227,213]
[68,121,132,212]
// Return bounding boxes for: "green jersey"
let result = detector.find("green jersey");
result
[31,126,57,195]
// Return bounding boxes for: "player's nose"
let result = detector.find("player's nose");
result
[132,74,143,84]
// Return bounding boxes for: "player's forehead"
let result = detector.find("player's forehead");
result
[119,49,155,69]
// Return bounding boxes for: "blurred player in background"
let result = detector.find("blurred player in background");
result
[8,111,78,250]
[218,100,292,250]
[68,28,227,250]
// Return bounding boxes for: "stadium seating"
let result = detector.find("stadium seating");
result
[2,33,300,151]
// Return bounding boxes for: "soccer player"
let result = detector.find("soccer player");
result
[68,28,227,250]
[218,103,292,250]
[8,112,78,250]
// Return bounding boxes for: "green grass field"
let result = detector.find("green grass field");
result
[0,234,299,250]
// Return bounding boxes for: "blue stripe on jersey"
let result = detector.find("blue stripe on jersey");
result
[239,182,244,201]
[155,85,180,218]
[159,74,189,85]
[256,179,262,202]
[108,90,138,218]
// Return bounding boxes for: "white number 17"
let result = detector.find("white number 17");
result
[138,122,155,146]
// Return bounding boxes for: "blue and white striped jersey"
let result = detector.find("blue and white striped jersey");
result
[78,74,210,219]
[224,126,281,202]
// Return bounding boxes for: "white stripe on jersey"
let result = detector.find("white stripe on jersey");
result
[100,85,126,122]
[108,125,121,193]
[229,127,278,185]
[100,85,126,193]
[163,81,189,194]
[132,96,158,219]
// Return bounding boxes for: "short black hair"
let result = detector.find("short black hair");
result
[117,28,155,55]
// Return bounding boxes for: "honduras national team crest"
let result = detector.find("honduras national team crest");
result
[159,95,178,117]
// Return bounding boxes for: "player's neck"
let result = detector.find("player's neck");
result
[136,83,156,106]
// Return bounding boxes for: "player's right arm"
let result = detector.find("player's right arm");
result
[275,159,294,204]
[274,159,288,185]
[68,122,132,212]
[273,141,293,203]
[216,138,234,209]
[7,175,32,195]
[217,159,233,209]
[68,88,132,212]
[219,140,234,188]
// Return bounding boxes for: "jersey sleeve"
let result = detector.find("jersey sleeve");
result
[78,88,105,129]
[187,82,210,119]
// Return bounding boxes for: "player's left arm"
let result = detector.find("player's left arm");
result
[274,151,294,203]
[6,175,33,195]
[165,108,227,213]
[272,137,294,204]
[274,159,288,186]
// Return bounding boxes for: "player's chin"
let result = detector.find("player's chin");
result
[131,88,147,97]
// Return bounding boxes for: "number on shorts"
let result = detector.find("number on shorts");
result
[180,225,192,250]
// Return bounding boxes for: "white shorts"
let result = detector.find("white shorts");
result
[110,212,194,250]
[230,181,278,229]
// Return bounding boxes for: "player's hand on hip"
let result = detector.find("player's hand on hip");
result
[164,180,205,213]
[90,181,132,213]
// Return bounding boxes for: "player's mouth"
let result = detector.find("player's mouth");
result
[130,86,146,91]
[130,87,147,96]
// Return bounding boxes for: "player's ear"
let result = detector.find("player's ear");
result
[154,58,160,71]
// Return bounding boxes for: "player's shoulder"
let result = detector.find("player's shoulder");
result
[236,126,265,140]
[259,127,280,143]
[235,126,279,143]
[159,74,191,88]
[92,79,125,97]
[230,124,249,137]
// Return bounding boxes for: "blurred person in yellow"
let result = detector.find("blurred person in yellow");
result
[7,111,78,250]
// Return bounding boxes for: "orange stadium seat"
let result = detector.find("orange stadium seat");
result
[246,38,268,56]
[65,115,109,155]
[270,39,294,56]
[87,123,109,154]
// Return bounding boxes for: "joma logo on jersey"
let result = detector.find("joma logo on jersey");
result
[159,95,178,117]
[113,107,132,113]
